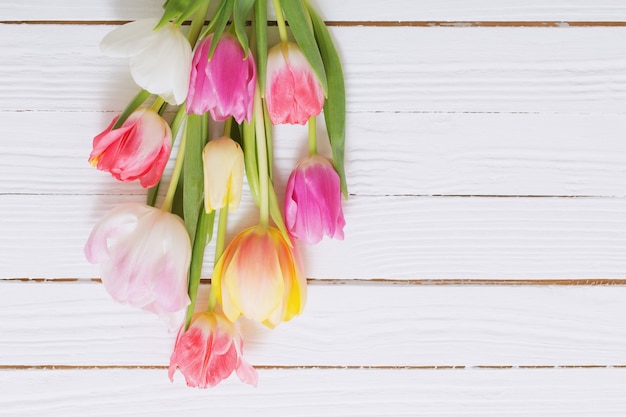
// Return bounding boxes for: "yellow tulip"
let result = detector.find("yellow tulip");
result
[202,136,244,213]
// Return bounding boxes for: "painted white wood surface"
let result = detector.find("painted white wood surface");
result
[2,0,625,414]
[2,368,626,417]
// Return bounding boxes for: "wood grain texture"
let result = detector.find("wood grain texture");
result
[2,368,626,417]
[2,281,626,367]
[3,111,626,197]
[2,194,626,279]
[2,0,626,22]
[2,25,626,113]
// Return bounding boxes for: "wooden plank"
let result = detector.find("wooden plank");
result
[3,111,626,197]
[2,0,626,22]
[1,367,626,416]
[2,194,626,280]
[2,25,626,113]
[2,281,626,367]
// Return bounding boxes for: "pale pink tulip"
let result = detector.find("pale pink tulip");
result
[265,42,325,125]
[212,225,307,328]
[202,136,244,213]
[89,108,171,188]
[169,312,257,388]
[84,203,191,323]
[100,18,191,105]
[285,155,345,244]
[187,34,256,123]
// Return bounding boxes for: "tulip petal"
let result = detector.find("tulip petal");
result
[100,18,160,58]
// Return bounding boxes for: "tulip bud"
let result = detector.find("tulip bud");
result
[187,34,256,123]
[202,136,245,213]
[265,42,325,125]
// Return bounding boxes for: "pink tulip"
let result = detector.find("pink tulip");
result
[168,312,257,388]
[265,42,325,125]
[212,225,307,328]
[285,155,345,244]
[89,108,172,188]
[84,203,191,324]
[187,34,256,123]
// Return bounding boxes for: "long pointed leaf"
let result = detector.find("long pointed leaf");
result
[233,0,255,56]
[280,0,328,94]
[207,0,234,58]
[183,114,207,243]
[305,1,347,196]
[253,0,268,93]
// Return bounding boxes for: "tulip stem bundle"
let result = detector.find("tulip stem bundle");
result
[86,0,347,389]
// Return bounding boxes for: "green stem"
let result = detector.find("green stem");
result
[271,0,289,43]
[254,85,270,226]
[187,0,211,45]
[150,96,166,113]
[214,204,229,265]
[223,117,232,138]
[184,207,215,330]
[161,121,188,213]
[308,115,317,156]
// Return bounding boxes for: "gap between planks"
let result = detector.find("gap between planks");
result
[3,20,626,27]
[2,365,626,370]
[4,278,626,286]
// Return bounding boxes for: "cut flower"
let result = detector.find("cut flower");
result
[202,136,244,213]
[212,224,307,328]
[169,312,257,388]
[100,18,192,105]
[89,107,172,188]
[84,203,191,325]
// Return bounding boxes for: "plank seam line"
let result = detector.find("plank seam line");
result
[4,278,626,286]
[2,20,626,27]
[1,365,625,371]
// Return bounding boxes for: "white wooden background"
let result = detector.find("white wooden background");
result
[2,1,626,415]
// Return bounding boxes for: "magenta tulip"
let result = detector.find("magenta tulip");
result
[89,108,172,188]
[265,42,325,125]
[169,312,257,388]
[284,155,345,244]
[186,34,256,123]
[84,203,191,325]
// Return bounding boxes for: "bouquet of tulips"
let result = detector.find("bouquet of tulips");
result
[83,0,346,388]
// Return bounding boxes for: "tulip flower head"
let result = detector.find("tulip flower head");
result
[100,18,192,105]
[84,203,191,325]
[187,34,256,123]
[285,155,345,244]
[212,225,307,328]
[265,42,325,125]
[89,108,172,188]
[169,312,258,388]
[202,136,244,213]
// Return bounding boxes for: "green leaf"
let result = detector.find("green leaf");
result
[253,0,268,93]
[268,180,290,245]
[280,0,328,94]
[206,0,234,58]
[111,89,151,130]
[157,0,205,29]
[242,119,260,205]
[233,0,255,57]
[305,1,347,196]
[183,114,207,243]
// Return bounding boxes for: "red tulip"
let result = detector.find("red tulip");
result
[265,42,325,125]
[89,108,172,188]
[168,312,257,388]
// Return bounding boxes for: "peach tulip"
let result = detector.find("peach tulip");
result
[89,108,171,188]
[265,42,325,125]
[84,203,191,324]
[212,225,307,328]
[285,155,345,244]
[187,34,256,123]
[169,312,257,388]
